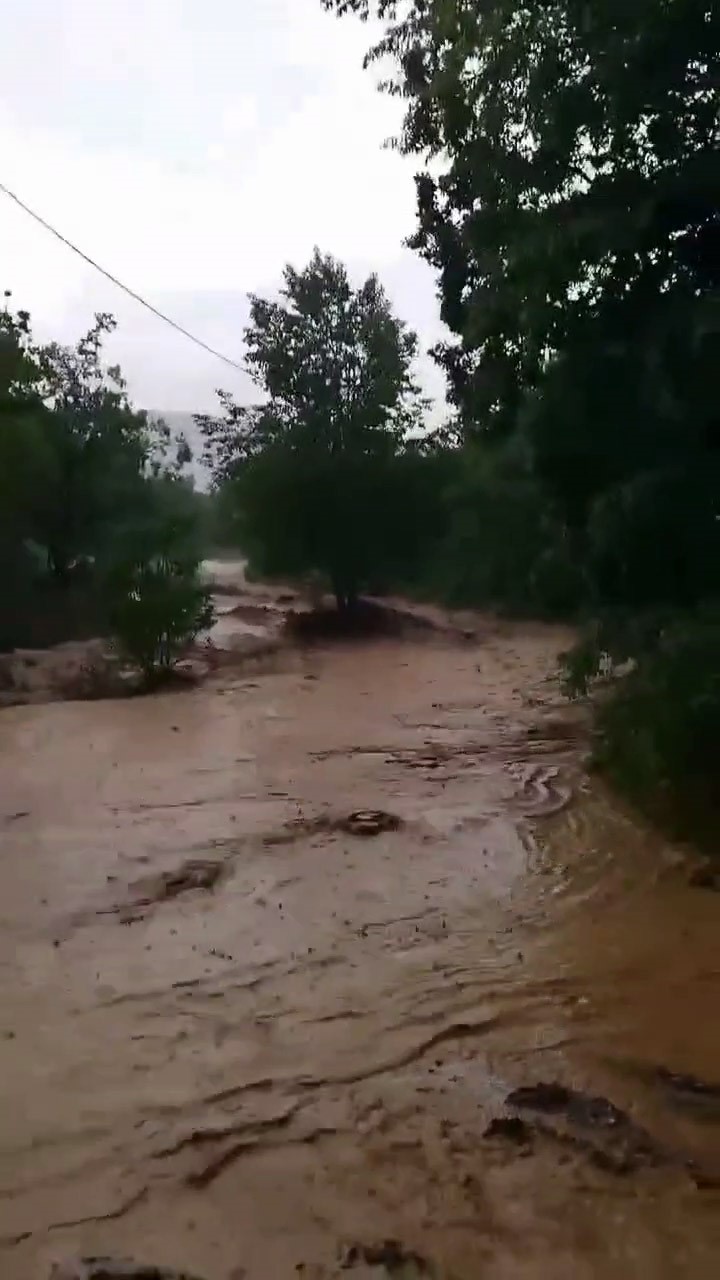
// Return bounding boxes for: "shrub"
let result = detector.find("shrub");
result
[108,552,214,681]
[571,608,720,842]
[416,442,585,617]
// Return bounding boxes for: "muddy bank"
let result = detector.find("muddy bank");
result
[0,575,718,1279]
[0,568,475,709]
[0,561,281,707]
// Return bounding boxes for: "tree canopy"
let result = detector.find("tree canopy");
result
[323,1,717,420]
[323,0,719,602]
[200,249,434,608]
[0,298,210,665]
[323,0,720,828]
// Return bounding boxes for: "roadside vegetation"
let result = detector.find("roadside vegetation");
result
[198,250,444,611]
[0,302,212,681]
[1,0,717,833]
[312,0,718,835]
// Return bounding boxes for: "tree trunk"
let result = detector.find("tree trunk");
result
[47,546,71,580]
[346,578,358,613]
[331,573,347,613]
[332,571,358,616]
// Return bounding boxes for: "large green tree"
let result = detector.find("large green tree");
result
[35,314,162,575]
[324,1,718,427]
[200,249,429,609]
[325,0,719,606]
[326,1,720,823]
[0,298,210,659]
[0,303,55,561]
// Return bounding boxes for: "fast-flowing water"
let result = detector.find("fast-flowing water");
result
[1,583,718,1279]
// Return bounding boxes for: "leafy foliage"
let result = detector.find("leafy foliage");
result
[325,0,720,833]
[107,546,213,681]
[324,0,718,422]
[0,298,209,659]
[200,249,429,608]
[419,440,583,615]
[589,611,720,843]
[0,303,56,560]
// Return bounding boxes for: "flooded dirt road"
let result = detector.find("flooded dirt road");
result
[1,584,718,1279]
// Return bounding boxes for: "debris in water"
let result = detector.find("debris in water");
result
[49,1261,209,1280]
[484,1115,533,1145]
[502,1080,720,1185]
[340,1239,431,1275]
[656,1066,720,1112]
[339,810,402,837]
[688,863,720,891]
[266,810,403,844]
[506,1082,628,1127]
[136,858,225,904]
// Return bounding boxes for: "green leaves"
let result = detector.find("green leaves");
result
[327,0,719,592]
[327,0,718,434]
[203,250,428,608]
[107,548,214,679]
[0,297,208,656]
[327,0,720,834]
[242,249,422,452]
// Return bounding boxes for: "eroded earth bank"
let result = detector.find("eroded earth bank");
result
[1,570,719,1279]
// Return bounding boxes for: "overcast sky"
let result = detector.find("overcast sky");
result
[0,0,446,416]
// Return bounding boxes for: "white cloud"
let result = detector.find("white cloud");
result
[220,97,260,136]
[0,0,447,414]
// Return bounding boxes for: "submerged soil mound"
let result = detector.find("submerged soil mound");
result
[284,599,445,643]
[0,641,129,707]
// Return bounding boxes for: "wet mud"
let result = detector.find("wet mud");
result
[1,570,718,1279]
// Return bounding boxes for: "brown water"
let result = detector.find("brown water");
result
[0,591,718,1279]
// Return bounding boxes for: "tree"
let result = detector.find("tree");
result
[34,314,159,576]
[324,1,718,428]
[106,486,214,683]
[0,301,59,648]
[325,1,720,830]
[0,297,210,656]
[200,249,427,610]
[325,0,719,614]
[427,437,583,615]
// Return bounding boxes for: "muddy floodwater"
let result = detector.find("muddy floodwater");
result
[1,575,718,1279]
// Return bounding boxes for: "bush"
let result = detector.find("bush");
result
[414,442,585,617]
[108,553,214,681]
[576,609,720,842]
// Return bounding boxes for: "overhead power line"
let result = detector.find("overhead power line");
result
[0,179,248,374]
